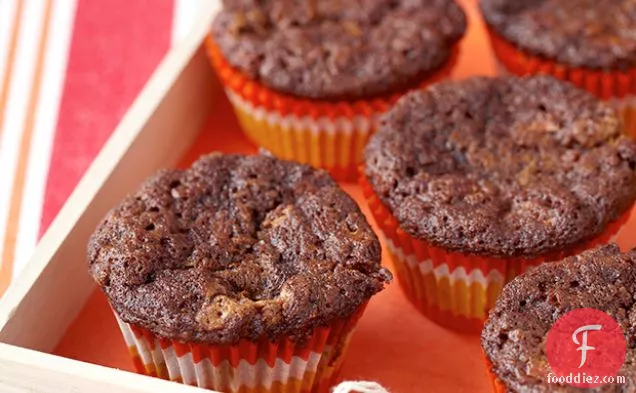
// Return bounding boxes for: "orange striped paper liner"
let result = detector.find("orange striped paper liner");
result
[485,26,636,138]
[206,37,459,181]
[117,305,366,393]
[359,172,630,334]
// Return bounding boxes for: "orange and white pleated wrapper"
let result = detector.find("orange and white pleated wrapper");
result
[486,27,636,138]
[114,305,366,393]
[360,173,630,334]
[205,38,459,181]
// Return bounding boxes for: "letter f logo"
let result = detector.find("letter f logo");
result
[572,325,602,368]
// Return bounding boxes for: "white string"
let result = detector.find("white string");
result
[332,381,390,393]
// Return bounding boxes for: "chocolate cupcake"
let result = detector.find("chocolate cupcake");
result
[88,153,391,392]
[361,75,636,333]
[207,0,466,180]
[482,244,636,392]
[480,0,636,137]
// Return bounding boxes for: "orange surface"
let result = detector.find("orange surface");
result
[51,2,636,392]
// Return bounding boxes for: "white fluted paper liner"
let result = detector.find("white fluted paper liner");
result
[113,306,365,393]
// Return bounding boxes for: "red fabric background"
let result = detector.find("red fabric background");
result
[41,0,174,234]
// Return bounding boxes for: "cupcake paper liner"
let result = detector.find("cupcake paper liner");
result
[360,173,630,333]
[206,37,458,181]
[486,27,636,138]
[114,305,366,393]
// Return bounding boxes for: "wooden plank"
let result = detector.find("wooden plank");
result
[0,343,216,393]
[0,1,220,352]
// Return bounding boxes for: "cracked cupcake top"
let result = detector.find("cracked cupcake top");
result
[480,0,636,69]
[211,0,466,100]
[364,75,636,258]
[88,153,390,344]
[482,245,636,392]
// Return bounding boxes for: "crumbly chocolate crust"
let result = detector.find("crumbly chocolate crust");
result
[88,153,390,344]
[364,75,636,258]
[482,244,636,392]
[480,0,636,69]
[211,0,466,100]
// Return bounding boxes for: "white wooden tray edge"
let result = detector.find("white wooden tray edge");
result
[0,343,213,393]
